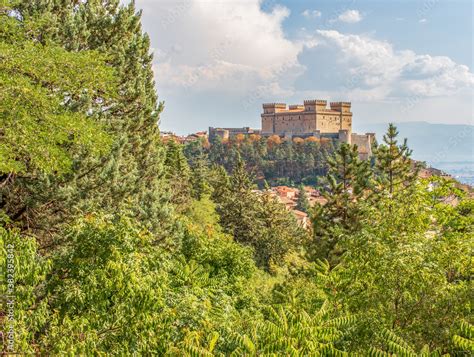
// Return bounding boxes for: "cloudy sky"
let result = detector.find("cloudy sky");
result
[134,0,473,134]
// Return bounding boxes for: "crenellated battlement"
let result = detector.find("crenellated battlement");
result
[289,104,304,110]
[263,103,286,108]
[304,99,327,105]
[330,101,352,113]
[330,101,351,106]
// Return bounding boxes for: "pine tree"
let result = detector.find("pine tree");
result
[311,143,371,262]
[0,9,115,176]
[209,165,232,207]
[6,0,176,242]
[189,152,211,200]
[164,140,192,212]
[216,156,261,247]
[372,123,419,200]
[296,184,310,213]
[211,158,306,271]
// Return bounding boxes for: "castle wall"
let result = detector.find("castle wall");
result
[272,113,317,134]
[351,133,374,160]
[209,126,254,140]
[262,116,274,133]
[316,112,344,133]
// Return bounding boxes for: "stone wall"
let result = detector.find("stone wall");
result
[351,133,375,160]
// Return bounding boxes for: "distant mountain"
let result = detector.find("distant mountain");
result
[353,121,474,164]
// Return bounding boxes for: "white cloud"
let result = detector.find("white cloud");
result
[419,18,428,24]
[302,9,322,18]
[314,30,474,99]
[337,10,363,23]
[137,0,309,94]
[134,1,473,131]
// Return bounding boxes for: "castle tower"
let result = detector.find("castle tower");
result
[330,102,352,133]
[262,103,287,133]
[303,99,327,112]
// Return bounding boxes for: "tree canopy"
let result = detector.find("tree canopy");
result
[0,1,472,355]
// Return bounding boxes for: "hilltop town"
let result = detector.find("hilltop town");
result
[164,99,376,160]
[162,100,472,228]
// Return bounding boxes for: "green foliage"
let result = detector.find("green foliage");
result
[296,184,310,213]
[228,303,354,356]
[3,0,174,242]
[190,152,212,200]
[452,321,474,353]
[212,157,307,271]
[311,142,371,263]
[185,134,335,185]
[0,225,50,354]
[372,123,419,200]
[168,331,222,356]
[182,197,256,283]
[1,2,471,355]
[165,140,192,212]
[369,329,448,357]
[42,214,171,354]
[328,180,472,351]
[214,157,261,247]
[0,11,114,174]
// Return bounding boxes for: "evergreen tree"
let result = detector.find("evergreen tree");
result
[164,140,192,212]
[7,0,175,241]
[208,135,227,167]
[189,152,211,200]
[209,165,232,207]
[216,156,261,248]
[372,123,419,200]
[212,158,306,271]
[0,13,114,176]
[368,124,422,233]
[311,143,371,262]
[296,184,310,213]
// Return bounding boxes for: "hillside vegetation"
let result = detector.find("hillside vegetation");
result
[1,1,472,355]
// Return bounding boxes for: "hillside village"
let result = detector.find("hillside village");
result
[160,99,472,231]
[255,186,327,228]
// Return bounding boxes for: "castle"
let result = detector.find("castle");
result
[262,100,352,137]
[209,99,375,159]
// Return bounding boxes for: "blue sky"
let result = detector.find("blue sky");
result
[135,0,473,134]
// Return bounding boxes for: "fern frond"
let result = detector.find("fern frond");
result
[381,329,415,353]
[459,320,474,339]
[453,334,474,351]
[313,300,330,322]
[387,340,417,357]
[367,347,392,357]
[229,346,245,356]
[182,344,214,357]
[242,334,256,353]
[314,258,331,275]
[325,315,357,328]
[207,331,219,353]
